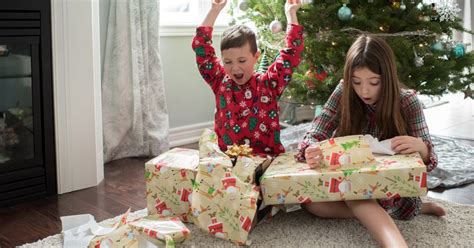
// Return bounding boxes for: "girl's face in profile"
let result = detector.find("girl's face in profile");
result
[351,67,382,105]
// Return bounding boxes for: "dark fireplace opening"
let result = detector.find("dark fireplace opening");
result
[0,0,56,207]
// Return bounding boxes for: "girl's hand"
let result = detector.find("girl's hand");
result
[391,136,427,155]
[285,0,302,14]
[211,0,227,11]
[305,144,323,169]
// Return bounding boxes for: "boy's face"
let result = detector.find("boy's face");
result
[221,42,260,85]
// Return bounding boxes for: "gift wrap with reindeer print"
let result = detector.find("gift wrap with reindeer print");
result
[260,152,428,205]
[145,148,199,222]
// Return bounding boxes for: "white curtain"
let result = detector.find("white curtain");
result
[102,0,169,163]
[456,0,473,51]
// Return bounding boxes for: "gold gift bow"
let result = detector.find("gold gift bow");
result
[225,144,253,158]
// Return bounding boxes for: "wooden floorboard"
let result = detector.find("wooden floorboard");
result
[0,142,472,247]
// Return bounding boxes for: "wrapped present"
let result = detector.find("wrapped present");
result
[319,135,374,169]
[145,148,199,222]
[129,216,190,248]
[261,152,427,205]
[88,209,137,248]
[62,207,190,248]
[190,129,270,245]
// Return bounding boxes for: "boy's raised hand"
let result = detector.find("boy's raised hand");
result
[285,0,302,12]
[285,0,301,24]
[211,0,227,11]
[202,0,227,26]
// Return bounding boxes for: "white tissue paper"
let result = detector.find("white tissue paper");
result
[61,214,117,247]
[364,135,396,155]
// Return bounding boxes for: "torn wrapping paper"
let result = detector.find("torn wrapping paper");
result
[190,129,270,245]
[61,209,190,248]
[364,135,396,155]
[198,128,228,159]
[261,152,427,205]
[61,209,137,248]
[129,216,190,247]
[145,148,199,222]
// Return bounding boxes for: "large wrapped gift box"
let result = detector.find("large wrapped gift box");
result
[261,152,427,205]
[145,148,199,222]
[190,129,270,245]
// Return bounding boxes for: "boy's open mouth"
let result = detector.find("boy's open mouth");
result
[233,73,244,80]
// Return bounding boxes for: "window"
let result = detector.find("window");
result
[160,0,230,36]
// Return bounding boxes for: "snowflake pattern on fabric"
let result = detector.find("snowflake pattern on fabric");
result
[192,24,304,156]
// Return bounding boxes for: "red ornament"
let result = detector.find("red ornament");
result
[305,66,328,89]
[314,66,328,81]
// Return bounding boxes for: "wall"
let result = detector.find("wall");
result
[160,35,215,128]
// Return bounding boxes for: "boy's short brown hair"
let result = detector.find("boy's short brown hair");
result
[221,25,258,54]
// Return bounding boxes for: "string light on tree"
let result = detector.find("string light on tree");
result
[390,0,401,9]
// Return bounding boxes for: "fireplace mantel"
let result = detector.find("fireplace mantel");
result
[51,0,103,194]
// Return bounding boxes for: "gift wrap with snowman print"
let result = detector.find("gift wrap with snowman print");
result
[260,135,427,204]
[190,129,270,245]
[145,148,199,222]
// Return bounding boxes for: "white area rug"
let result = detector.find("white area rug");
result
[19,197,474,247]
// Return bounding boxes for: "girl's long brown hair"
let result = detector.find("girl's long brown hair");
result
[335,35,407,140]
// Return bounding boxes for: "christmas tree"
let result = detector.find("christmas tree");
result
[230,0,474,104]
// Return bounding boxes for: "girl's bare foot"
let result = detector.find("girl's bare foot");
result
[421,202,446,216]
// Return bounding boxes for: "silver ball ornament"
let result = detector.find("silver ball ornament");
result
[238,0,249,11]
[269,20,283,33]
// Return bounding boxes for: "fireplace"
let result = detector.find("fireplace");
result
[0,0,56,206]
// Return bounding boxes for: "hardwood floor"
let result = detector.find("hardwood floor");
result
[0,157,149,247]
[0,142,473,247]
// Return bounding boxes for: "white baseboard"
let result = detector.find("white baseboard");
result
[169,121,214,147]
